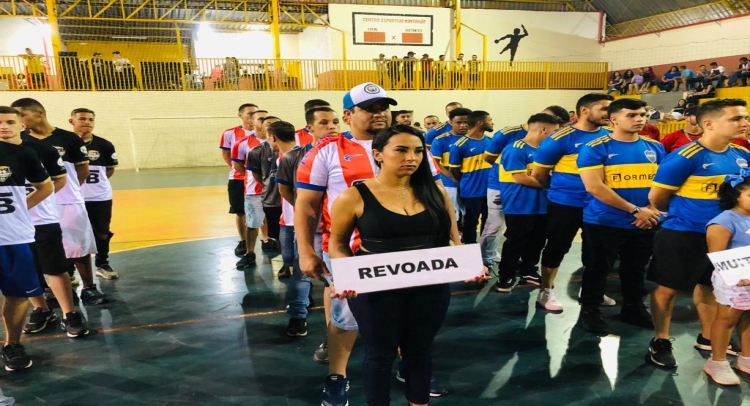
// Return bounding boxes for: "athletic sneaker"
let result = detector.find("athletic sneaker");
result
[69,274,79,287]
[577,287,616,306]
[287,318,308,337]
[495,277,516,292]
[536,288,563,311]
[61,312,90,338]
[23,307,57,334]
[1,344,32,372]
[395,362,448,397]
[648,337,677,368]
[734,355,750,374]
[619,303,653,328]
[261,239,279,252]
[234,240,246,257]
[577,305,607,336]
[236,252,257,269]
[520,269,541,286]
[695,333,741,356]
[321,374,349,406]
[80,286,109,305]
[704,359,740,385]
[278,264,292,279]
[313,340,329,364]
[95,264,119,280]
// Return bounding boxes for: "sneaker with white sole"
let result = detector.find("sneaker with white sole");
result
[578,287,616,306]
[734,355,750,374]
[95,264,119,280]
[704,359,740,385]
[536,288,563,312]
[694,333,741,356]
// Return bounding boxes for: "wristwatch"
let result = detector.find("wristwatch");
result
[630,207,641,215]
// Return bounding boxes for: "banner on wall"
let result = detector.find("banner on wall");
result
[352,12,433,46]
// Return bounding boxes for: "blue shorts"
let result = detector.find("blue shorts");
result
[0,244,42,298]
[323,251,359,331]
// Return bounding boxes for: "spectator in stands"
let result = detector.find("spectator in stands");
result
[453,53,466,88]
[727,57,750,87]
[388,56,401,89]
[607,71,623,95]
[434,55,447,88]
[658,66,681,92]
[374,53,388,86]
[224,57,239,90]
[420,54,433,89]
[211,64,224,88]
[468,55,480,90]
[620,69,634,93]
[18,48,46,90]
[568,111,578,125]
[676,65,695,91]
[638,120,660,141]
[696,64,710,81]
[658,99,688,122]
[112,51,136,90]
[683,79,715,107]
[706,61,727,88]
[402,52,417,89]
[637,67,655,94]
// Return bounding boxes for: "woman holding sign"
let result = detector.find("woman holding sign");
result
[705,168,750,385]
[328,125,487,406]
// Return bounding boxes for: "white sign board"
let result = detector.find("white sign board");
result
[330,244,482,294]
[707,246,750,286]
[352,12,433,46]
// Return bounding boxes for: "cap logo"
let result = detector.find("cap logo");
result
[363,84,380,94]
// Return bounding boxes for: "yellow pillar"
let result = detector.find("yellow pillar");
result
[45,0,62,57]
[270,0,281,90]
[454,0,462,56]
[175,24,187,90]
[482,35,487,90]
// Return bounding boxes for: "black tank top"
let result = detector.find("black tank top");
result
[354,183,445,254]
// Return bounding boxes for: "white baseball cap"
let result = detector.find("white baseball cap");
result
[342,82,398,110]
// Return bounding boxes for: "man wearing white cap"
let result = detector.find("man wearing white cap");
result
[296,82,445,406]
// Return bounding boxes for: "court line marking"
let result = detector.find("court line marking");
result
[110,235,234,254]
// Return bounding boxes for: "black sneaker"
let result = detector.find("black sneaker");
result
[648,337,677,368]
[61,312,90,338]
[495,277,516,292]
[261,239,279,252]
[577,305,608,336]
[520,269,541,286]
[620,302,654,329]
[287,318,308,337]
[1,344,32,371]
[313,340,329,364]
[23,307,57,334]
[80,286,109,305]
[695,333,741,356]
[321,374,349,406]
[234,240,246,257]
[236,252,256,269]
[278,264,292,279]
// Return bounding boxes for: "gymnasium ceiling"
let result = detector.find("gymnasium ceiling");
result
[1,0,749,43]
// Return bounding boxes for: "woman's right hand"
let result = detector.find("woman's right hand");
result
[737,279,750,287]
[329,283,358,300]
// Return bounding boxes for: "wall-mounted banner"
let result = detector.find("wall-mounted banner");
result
[352,12,433,46]
[707,246,750,286]
[331,244,482,294]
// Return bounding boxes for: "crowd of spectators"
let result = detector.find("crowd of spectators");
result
[374,52,482,90]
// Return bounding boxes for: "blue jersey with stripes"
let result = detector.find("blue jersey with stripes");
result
[499,140,547,214]
[448,135,492,198]
[485,124,527,191]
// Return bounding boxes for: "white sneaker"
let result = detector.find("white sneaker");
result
[95,265,119,280]
[537,288,563,311]
[704,359,740,385]
[578,288,616,306]
[734,355,750,375]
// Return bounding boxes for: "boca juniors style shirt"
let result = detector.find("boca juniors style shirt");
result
[448,135,492,198]
[485,124,528,192]
[499,140,547,215]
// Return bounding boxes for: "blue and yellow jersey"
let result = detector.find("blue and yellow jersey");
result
[485,124,528,191]
[425,122,452,148]
[429,133,462,188]
[448,135,492,198]
[653,141,750,233]
[578,135,665,229]
[533,126,612,207]
[499,140,547,214]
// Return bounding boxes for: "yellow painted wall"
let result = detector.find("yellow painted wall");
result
[65,41,190,63]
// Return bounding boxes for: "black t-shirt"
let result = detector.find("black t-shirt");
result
[21,128,88,204]
[84,135,118,168]
[22,139,67,179]
[0,142,50,245]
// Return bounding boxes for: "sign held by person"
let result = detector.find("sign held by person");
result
[331,244,483,294]
[707,246,750,286]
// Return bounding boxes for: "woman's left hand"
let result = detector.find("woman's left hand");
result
[464,266,492,283]
[737,279,750,287]
[329,283,358,300]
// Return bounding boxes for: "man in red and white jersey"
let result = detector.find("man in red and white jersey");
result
[12,98,108,305]
[0,105,54,371]
[219,103,258,257]
[295,82,443,405]
[231,110,266,268]
[295,99,330,146]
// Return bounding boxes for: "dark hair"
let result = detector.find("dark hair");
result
[238,103,258,112]
[696,98,748,127]
[719,177,750,210]
[305,106,335,125]
[685,105,699,117]
[71,108,95,116]
[304,99,330,111]
[10,98,45,111]
[445,102,462,109]
[267,121,296,142]
[448,107,472,120]
[543,105,570,123]
[528,113,563,126]
[397,110,413,115]
[710,62,718,66]
[0,106,21,116]
[251,110,268,117]
[607,98,647,115]
[467,110,490,128]
[262,115,280,121]
[372,125,451,245]
[670,66,679,72]
[742,57,749,62]
[576,93,614,116]
[679,65,687,69]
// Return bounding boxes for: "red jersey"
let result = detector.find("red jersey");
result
[661,129,750,153]
[638,123,660,141]
[219,126,254,180]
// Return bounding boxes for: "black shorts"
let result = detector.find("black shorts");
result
[647,228,713,291]
[228,180,245,215]
[32,223,69,276]
[85,200,112,235]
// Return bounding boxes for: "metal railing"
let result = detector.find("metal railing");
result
[0,56,608,92]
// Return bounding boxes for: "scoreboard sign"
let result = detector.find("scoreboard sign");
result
[352,12,433,46]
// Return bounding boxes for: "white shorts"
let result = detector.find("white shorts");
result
[58,203,97,258]
[244,195,265,229]
[445,186,465,218]
[323,251,358,331]
[713,271,750,311]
